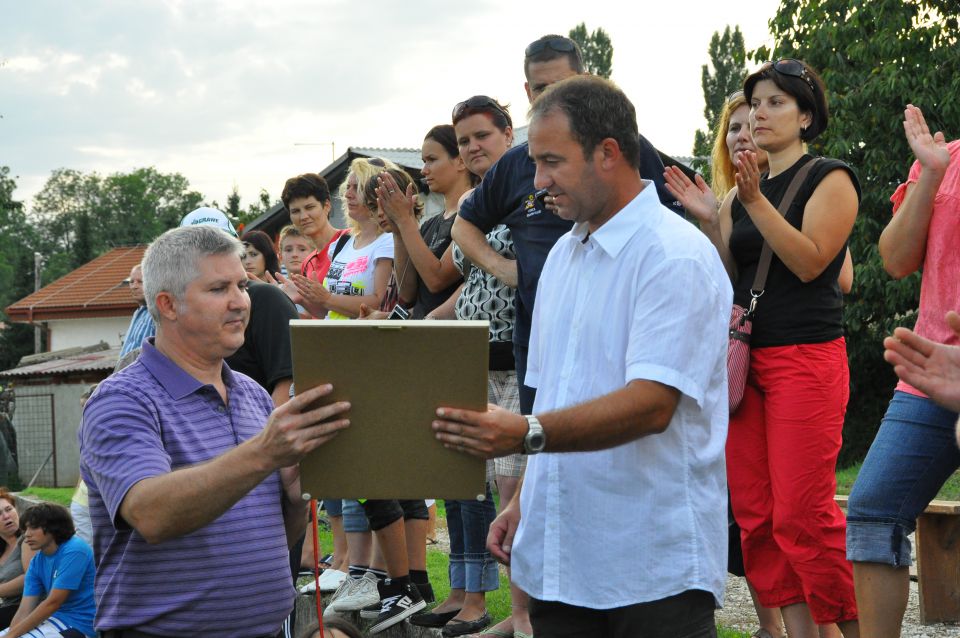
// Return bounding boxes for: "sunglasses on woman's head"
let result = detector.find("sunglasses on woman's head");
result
[764,58,816,92]
[524,36,576,58]
[726,90,745,104]
[452,96,510,125]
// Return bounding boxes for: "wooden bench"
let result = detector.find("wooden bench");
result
[836,494,960,624]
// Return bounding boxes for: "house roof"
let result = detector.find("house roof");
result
[5,246,145,322]
[0,342,119,378]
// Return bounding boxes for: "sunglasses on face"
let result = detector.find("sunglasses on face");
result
[452,95,510,125]
[763,58,816,92]
[524,36,576,58]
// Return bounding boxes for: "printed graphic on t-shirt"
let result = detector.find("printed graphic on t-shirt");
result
[342,256,370,278]
[523,192,544,218]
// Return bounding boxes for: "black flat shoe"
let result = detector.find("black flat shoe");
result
[408,608,462,628]
[441,612,492,637]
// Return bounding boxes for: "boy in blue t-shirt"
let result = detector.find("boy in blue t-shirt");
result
[0,503,95,638]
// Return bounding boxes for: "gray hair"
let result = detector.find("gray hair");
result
[142,225,245,321]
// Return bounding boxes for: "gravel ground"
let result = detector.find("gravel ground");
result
[434,521,959,637]
[717,573,960,637]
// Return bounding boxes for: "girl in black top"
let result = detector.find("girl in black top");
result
[377,125,473,319]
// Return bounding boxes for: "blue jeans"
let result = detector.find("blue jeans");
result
[446,487,498,593]
[846,391,960,566]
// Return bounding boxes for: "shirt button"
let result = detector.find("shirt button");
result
[217,406,226,413]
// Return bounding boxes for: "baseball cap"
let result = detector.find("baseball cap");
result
[179,207,238,237]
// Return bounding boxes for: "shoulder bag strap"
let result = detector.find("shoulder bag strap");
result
[330,232,351,262]
[751,157,820,294]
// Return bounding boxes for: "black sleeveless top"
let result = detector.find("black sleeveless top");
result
[728,154,861,348]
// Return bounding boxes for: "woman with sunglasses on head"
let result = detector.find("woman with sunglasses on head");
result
[671,59,861,638]
[667,89,853,638]
[375,125,473,320]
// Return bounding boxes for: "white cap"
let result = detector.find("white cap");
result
[179,207,238,237]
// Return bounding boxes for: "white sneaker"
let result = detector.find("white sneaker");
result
[299,568,347,594]
[322,575,359,618]
[329,572,379,612]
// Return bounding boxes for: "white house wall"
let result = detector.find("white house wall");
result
[47,316,131,351]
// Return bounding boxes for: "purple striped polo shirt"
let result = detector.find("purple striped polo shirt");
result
[79,339,292,637]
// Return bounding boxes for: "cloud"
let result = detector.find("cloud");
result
[2,0,779,210]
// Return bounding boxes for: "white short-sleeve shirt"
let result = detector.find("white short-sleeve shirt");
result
[322,232,394,319]
[513,180,733,609]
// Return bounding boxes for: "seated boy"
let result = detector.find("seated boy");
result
[0,503,95,638]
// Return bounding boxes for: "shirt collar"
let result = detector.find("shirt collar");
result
[570,180,659,259]
[139,338,236,401]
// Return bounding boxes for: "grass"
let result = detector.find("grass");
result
[20,486,73,506]
[836,464,960,500]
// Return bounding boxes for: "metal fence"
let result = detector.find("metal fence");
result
[11,393,57,487]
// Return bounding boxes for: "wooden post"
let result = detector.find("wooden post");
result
[915,501,960,624]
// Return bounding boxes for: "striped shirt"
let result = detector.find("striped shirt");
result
[79,339,293,637]
[119,305,156,357]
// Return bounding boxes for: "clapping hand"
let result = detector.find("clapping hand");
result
[903,104,951,174]
[663,165,719,224]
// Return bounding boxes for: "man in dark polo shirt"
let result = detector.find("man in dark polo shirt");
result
[453,34,682,415]
[80,225,351,638]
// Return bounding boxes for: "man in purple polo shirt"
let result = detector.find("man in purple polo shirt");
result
[79,225,351,638]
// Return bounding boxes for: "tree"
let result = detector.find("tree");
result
[569,23,613,79]
[691,26,748,181]
[758,0,960,465]
[31,167,204,274]
[0,166,39,371]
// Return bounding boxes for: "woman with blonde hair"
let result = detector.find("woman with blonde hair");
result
[287,158,395,319]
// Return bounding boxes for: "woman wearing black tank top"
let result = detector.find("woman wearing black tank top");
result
[689,60,861,638]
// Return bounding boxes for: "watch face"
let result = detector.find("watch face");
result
[527,432,546,452]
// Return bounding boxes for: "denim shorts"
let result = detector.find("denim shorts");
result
[846,391,960,566]
[341,499,371,533]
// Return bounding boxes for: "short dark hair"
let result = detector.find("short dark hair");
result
[298,617,364,638]
[529,75,641,170]
[281,173,331,209]
[240,230,280,276]
[20,502,75,545]
[744,58,828,142]
[523,34,584,79]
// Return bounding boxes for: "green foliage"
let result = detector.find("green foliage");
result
[568,23,613,79]
[0,167,38,371]
[208,185,277,231]
[759,0,960,465]
[32,167,204,275]
[692,26,748,181]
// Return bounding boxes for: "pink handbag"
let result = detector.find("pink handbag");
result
[726,157,819,414]
[727,300,755,413]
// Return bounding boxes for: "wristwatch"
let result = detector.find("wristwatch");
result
[523,415,546,454]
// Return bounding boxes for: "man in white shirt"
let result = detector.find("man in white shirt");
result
[433,75,732,637]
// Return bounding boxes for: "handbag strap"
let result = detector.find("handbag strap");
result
[751,157,820,294]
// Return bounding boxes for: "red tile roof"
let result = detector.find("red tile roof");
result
[5,246,146,322]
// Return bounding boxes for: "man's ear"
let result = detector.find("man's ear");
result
[524,81,534,104]
[154,292,178,321]
[597,138,622,170]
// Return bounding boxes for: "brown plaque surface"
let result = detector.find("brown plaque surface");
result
[291,319,489,501]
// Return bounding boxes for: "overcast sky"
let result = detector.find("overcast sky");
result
[2,0,781,212]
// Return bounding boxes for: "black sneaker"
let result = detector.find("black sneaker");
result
[368,579,426,634]
[415,581,435,605]
[359,601,381,620]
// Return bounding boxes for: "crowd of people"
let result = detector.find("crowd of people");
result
[0,31,956,638]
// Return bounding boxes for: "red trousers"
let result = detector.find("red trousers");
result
[726,338,858,624]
